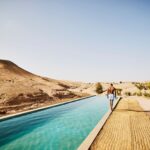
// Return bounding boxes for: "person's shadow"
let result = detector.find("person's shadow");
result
[114,109,150,113]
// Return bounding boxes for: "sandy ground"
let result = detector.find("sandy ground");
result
[90,97,150,150]
[1,59,150,118]
[133,96,150,111]
[0,60,94,116]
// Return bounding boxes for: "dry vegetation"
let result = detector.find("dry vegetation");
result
[124,82,150,97]
[95,82,103,94]
[0,60,149,117]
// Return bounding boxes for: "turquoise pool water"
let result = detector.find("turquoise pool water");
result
[0,96,110,150]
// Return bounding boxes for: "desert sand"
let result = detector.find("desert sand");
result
[0,59,149,117]
[0,60,96,116]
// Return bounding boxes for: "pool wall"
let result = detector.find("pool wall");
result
[0,95,96,121]
[77,97,121,150]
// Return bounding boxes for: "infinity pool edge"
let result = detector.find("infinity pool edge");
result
[77,97,121,150]
[0,95,96,121]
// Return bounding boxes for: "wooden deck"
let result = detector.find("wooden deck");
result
[90,98,150,150]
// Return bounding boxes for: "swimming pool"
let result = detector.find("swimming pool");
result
[0,96,111,150]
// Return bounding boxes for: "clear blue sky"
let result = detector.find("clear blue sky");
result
[0,0,150,82]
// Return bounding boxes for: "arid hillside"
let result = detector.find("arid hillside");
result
[0,60,95,116]
[1,59,149,117]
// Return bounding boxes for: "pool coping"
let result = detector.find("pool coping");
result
[0,95,96,121]
[77,96,121,150]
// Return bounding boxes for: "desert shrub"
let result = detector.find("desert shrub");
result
[135,82,150,90]
[116,88,122,96]
[145,82,150,90]
[135,83,145,90]
[143,92,150,97]
[95,82,103,94]
[125,91,131,96]
[53,91,76,99]
[132,92,137,96]
[136,91,142,96]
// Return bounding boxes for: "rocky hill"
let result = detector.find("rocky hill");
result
[0,60,94,116]
[0,59,145,116]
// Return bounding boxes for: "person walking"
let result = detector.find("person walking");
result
[107,84,116,111]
